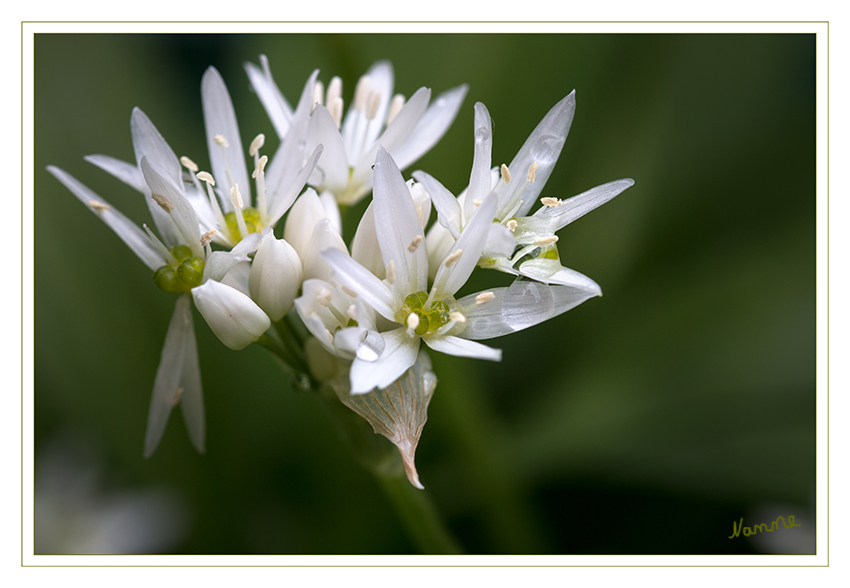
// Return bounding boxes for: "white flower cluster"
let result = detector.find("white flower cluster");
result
[49,56,633,472]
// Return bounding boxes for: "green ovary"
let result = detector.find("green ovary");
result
[395,291,454,336]
[153,245,206,293]
[224,207,262,241]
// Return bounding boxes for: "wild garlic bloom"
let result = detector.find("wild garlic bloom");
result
[415,95,634,293]
[246,55,468,206]
[87,66,322,251]
[47,156,269,458]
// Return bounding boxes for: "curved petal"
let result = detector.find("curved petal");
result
[47,166,164,271]
[350,328,419,394]
[459,280,599,340]
[305,104,350,193]
[244,56,293,139]
[535,178,635,230]
[392,84,469,171]
[144,295,204,457]
[465,102,494,221]
[202,66,250,203]
[192,280,270,350]
[423,334,502,361]
[412,170,461,238]
[140,158,202,257]
[85,154,147,193]
[265,144,322,227]
[322,248,396,321]
[130,107,182,187]
[372,147,427,294]
[350,202,385,279]
[362,60,395,149]
[303,218,348,282]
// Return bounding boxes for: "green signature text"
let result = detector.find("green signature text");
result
[728,515,801,539]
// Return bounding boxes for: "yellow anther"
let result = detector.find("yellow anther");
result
[472,200,482,207]
[341,285,358,298]
[500,163,511,184]
[252,155,268,179]
[347,304,358,321]
[151,193,174,213]
[180,156,199,172]
[541,197,562,207]
[87,200,111,211]
[506,219,518,232]
[249,134,265,157]
[475,291,495,305]
[444,249,463,268]
[200,229,217,247]
[317,288,332,307]
[197,171,215,185]
[449,311,466,324]
[214,134,229,147]
[387,94,405,126]
[386,260,396,285]
[408,235,423,253]
[527,161,539,183]
[406,313,420,331]
[230,184,243,209]
[534,235,559,246]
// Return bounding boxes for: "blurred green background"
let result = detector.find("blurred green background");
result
[34,33,816,555]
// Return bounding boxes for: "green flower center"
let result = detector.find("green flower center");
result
[394,291,454,336]
[224,206,262,241]
[153,245,206,293]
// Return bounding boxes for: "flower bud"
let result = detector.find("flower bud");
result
[302,218,349,282]
[283,188,326,261]
[192,280,270,350]
[248,232,303,321]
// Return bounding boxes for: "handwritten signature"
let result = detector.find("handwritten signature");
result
[729,515,801,539]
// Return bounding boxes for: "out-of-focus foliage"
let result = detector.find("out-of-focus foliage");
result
[34,33,815,554]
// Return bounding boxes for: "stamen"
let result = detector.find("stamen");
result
[527,161,539,183]
[386,94,405,126]
[347,304,358,321]
[326,76,342,106]
[472,200,482,207]
[406,313,420,331]
[214,134,229,147]
[341,285,358,298]
[365,90,381,121]
[475,291,495,305]
[249,134,265,157]
[180,156,199,172]
[151,193,174,213]
[541,197,562,207]
[353,75,371,111]
[87,200,110,211]
[230,184,244,209]
[444,249,463,268]
[317,288,333,307]
[197,171,215,185]
[408,235,423,253]
[143,223,174,263]
[312,80,324,109]
[329,97,344,128]
[386,260,396,285]
[506,219,518,232]
[200,229,217,247]
[500,163,511,184]
[252,155,268,179]
[171,387,184,407]
[534,235,559,246]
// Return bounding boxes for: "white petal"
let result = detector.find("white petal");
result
[465,102,494,220]
[423,334,502,361]
[283,188,328,261]
[350,202,385,279]
[130,107,182,187]
[350,328,419,394]
[496,92,576,219]
[306,104,350,193]
[412,170,462,238]
[202,66,250,203]
[244,56,293,139]
[140,158,203,257]
[192,280,270,350]
[46,166,164,271]
[391,84,469,171]
[482,222,516,259]
[144,295,204,457]
[322,249,396,321]
[352,87,431,185]
[85,154,147,193]
[372,147,427,294]
[302,218,348,282]
[221,260,251,296]
[432,192,497,298]
[460,279,599,340]
[361,60,395,148]
[318,190,342,234]
[535,178,635,230]
[265,144,323,227]
[249,232,303,321]
[424,221,456,282]
[532,266,603,295]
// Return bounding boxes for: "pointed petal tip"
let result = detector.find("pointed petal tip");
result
[397,439,425,490]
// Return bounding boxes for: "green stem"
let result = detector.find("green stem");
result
[376,471,463,554]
